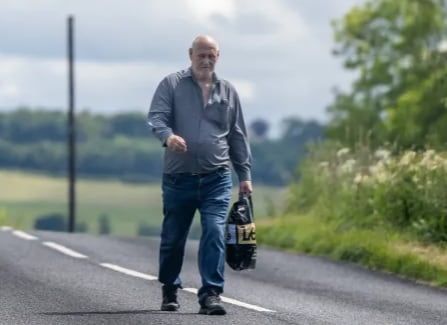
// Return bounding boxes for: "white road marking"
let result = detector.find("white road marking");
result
[12,230,38,240]
[100,263,157,280]
[183,287,199,294]
[220,295,276,313]
[3,227,276,313]
[43,241,88,259]
[182,287,276,313]
[6,226,275,314]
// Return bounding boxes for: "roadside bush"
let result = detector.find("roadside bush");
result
[98,214,111,235]
[34,213,67,231]
[289,144,447,243]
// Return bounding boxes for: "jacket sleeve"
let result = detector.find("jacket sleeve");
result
[147,77,174,147]
[228,90,252,182]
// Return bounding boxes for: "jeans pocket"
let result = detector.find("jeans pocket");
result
[163,173,178,186]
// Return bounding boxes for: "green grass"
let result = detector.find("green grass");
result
[258,214,447,287]
[0,169,286,236]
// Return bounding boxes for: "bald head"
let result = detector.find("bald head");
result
[191,35,219,52]
[189,35,220,82]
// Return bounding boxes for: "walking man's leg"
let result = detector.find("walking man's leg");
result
[197,169,232,315]
[159,174,197,311]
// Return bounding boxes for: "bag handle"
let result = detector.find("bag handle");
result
[239,192,254,220]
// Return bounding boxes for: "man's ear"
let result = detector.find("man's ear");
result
[188,48,193,59]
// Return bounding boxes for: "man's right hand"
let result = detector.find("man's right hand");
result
[166,134,187,153]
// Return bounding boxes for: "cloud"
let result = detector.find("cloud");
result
[0,0,200,62]
[0,0,364,135]
[0,83,19,99]
[186,0,236,24]
[231,80,256,102]
[0,54,177,112]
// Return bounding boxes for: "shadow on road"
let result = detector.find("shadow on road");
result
[39,310,198,316]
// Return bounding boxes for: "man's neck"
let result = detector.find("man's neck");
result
[192,69,213,84]
[199,79,212,87]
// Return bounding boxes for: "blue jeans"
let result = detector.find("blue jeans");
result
[158,167,232,297]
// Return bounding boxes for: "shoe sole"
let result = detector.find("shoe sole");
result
[161,304,179,312]
[199,306,227,315]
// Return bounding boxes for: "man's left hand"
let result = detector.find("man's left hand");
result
[239,181,253,195]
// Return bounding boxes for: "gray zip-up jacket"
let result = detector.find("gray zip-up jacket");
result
[147,68,252,181]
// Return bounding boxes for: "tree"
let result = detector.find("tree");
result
[106,112,151,138]
[281,117,323,143]
[1,108,66,143]
[328,0,447,149]
[249,118,270,140]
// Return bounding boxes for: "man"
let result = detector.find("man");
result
[147,35,253,315]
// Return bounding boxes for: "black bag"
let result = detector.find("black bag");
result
[225,194,257,270]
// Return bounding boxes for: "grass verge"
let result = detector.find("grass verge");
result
[0,169,286,236]
[257,214,447,287]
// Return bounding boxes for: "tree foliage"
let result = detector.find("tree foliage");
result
[328,0,447,149]
[249,118,270,140]
[0,108,323,185]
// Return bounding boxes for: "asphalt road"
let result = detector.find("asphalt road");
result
[1,227,447,324]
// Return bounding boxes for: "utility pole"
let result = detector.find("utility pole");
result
[67,15,76,232]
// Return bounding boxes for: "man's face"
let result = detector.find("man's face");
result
[189,44,219,80]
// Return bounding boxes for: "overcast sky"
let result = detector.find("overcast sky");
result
[0,0,363,135]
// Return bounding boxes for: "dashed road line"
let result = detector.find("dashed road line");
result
[183,287,275,313]
[12,230,38,240]
[4,227,276,313]
[100,263,157,280]
[100,265,275,312]
[43,241,88,259]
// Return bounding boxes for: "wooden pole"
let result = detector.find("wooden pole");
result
[67,15,76,233]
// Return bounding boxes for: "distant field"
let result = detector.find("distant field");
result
[0,170,287,237]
